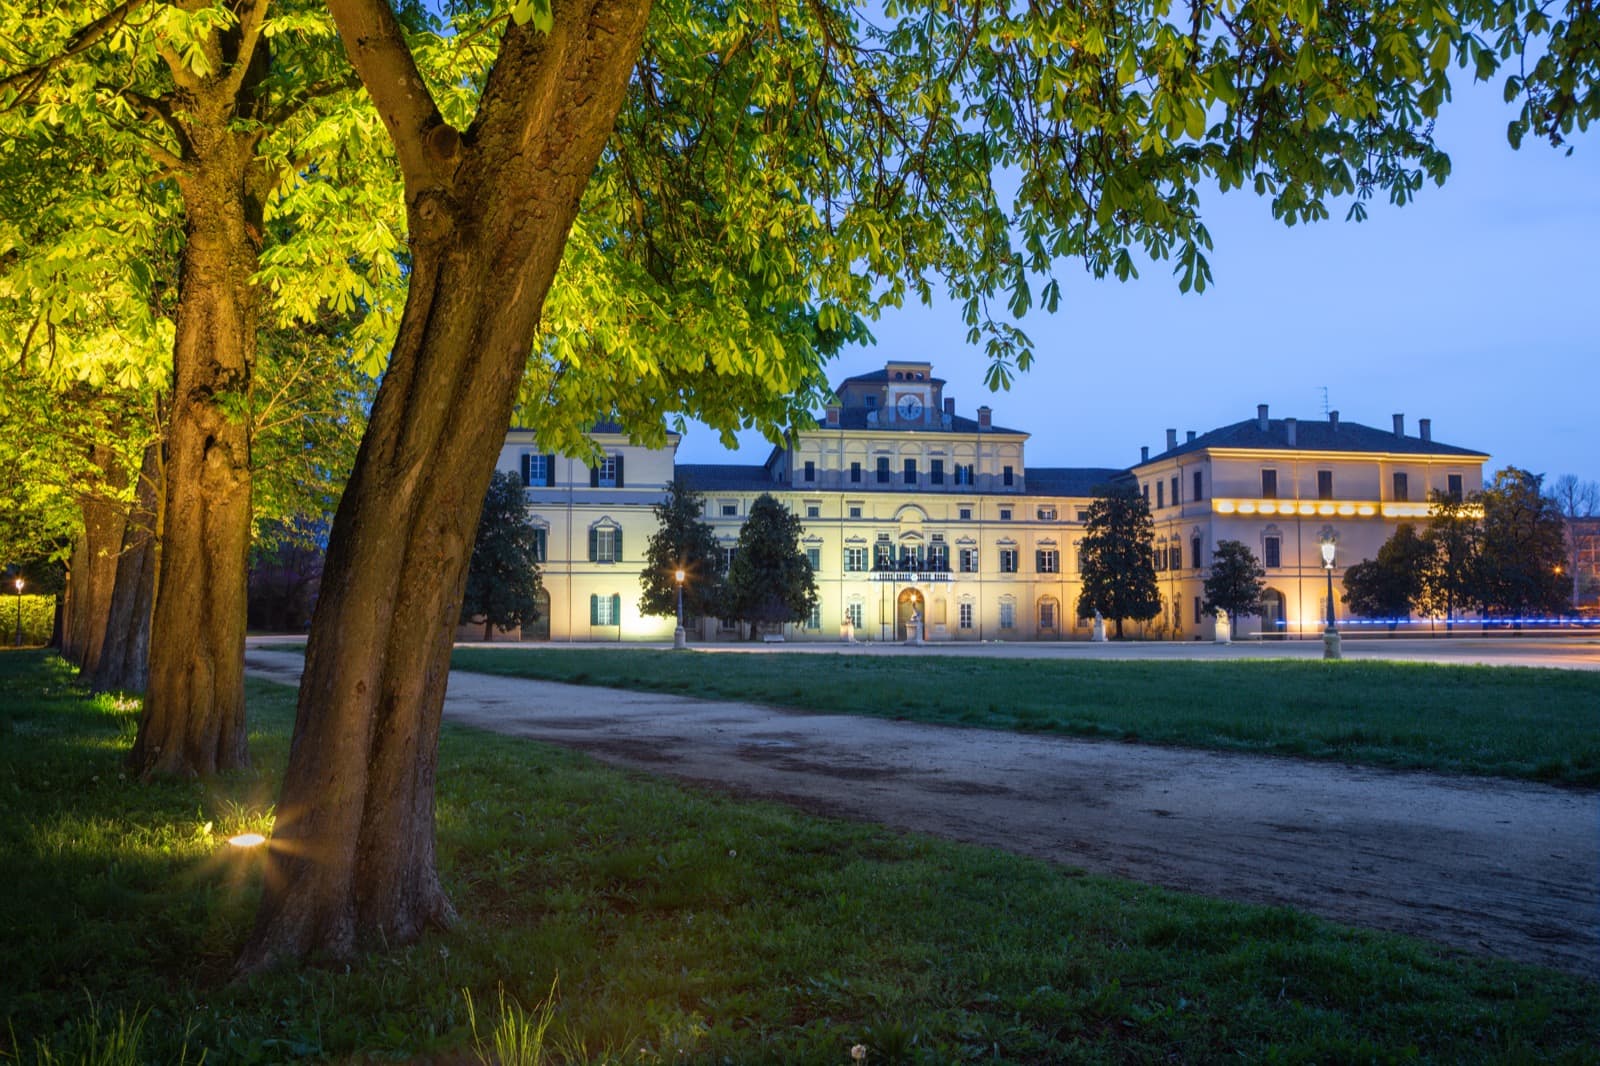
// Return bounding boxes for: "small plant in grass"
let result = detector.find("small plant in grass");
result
[464,980,558,1066]
[11,1000,200,1066]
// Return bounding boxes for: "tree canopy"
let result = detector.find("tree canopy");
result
[1076,485,1161,638]
[1342,523,1429,625]
[638,477,725,621]
[722,494,818,634]
[1202,540,1266,623]
[459,471,545,640]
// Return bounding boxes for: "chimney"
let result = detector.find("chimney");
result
[825,403,841,428]
[1393,413,1405,437]
[1419,418,1431,442]
[1140,445,1150,463]
[1186,430,1196,443]
[1329,410,1339,431]
[1166,428,1178,452]
[977,405,992,430]
[943,397,955,417]
[1285,417,1297,447]
[1257,404,1269,432]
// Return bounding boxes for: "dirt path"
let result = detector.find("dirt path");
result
[245,650,1599,978]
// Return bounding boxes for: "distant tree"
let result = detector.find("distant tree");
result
[1550,474,1599,609]
[1342,523,1428,630]
[1075,485,1161,638]
[1418,490,1482,628]
[1202,540,1266,625]
[459,473,544,641]
[639,477,725,622]
[722,495,817,638]
[1476,468,1569,620]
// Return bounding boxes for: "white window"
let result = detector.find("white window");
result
[594,594,616,625]
[531,527,547,563]
[874,542,895,570]
[524,454,549,486]
[1037,549,1059,574]
[959,507,972,520]
[846,602,864,628]
[1037,506,1056,521]
[927,543,948,571]
[807,603,822,628]
[1040,600,1057,629]
[597,455,619,487]
[954,464,974,485]
[999,601,1015,628]
[959,548,979,573]
[722,546,738,570]
[721,502,738,517]
[592,527,619,563]
[806,547,821,571]
[999,548,1018,573]
[844,547,866,572]
[958,602,973,629]
[849,504,863,518]
[999,508,1012,521]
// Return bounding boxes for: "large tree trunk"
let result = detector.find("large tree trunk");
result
[130,110,262,778]
[64,441,130,673]
[92,437,164,694]
[239,1,651,972]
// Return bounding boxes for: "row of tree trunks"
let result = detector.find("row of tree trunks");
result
[90,437,163,694]
[61,441,130,674]
[238,0,653,972]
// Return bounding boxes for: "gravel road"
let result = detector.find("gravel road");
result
[245,649,1599,978]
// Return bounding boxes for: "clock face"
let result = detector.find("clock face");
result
[896,394,924,419]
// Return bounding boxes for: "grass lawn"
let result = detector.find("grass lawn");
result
[448,648,1600,787]
[4,650,1597,1064]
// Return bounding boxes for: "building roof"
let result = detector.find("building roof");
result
[834,369,947,389]
[675,464,776,493]
[1143,417,1487,463]
[1026,467,1132,497]
[826,408,1025,435]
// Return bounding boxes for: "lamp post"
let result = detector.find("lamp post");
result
[12,576,22,647]
[673,568,687,650]
[1320,539,1341,661]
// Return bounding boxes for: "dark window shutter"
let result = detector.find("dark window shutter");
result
[614,454,625,487]
[545,454,556,486]
[588,527,597,562]
[611,594,621,624]
[520,453,531,486]
[589,594,599,626]
[614,528,623,561]
[590,464,599,488]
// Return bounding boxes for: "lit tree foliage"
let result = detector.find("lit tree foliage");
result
[1418,489,1483,625]
[1076,485,1161,638]
[638,476,725,621]
[1476,467,1570,619]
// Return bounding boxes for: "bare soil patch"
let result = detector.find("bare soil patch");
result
[246,650,1599,978]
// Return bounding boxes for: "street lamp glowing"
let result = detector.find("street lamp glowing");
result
[1319,540,1336,569]
[673,568,687,649]
[11,576,21,647]
[675,569,685,584]
[1319,536,1341,660]
[228,833,266,848]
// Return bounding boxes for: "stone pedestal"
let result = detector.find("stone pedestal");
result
[1323,629,1343,661]
[673,625,686,650]
[1214,611,1231,644]
[1091,615,1107,642]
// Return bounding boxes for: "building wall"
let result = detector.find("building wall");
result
[492,390,1490,643]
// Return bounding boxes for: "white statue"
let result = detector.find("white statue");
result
[1091,608,1107,642]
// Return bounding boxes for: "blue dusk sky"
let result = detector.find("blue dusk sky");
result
[673,75,1599,483]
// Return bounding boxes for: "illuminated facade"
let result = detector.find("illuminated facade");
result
[492,363,1488,641]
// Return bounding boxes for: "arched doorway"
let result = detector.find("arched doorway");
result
[1260,588,1286,639]
[896,587,924,641]
[525,588,551,641]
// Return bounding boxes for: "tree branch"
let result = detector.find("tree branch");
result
[0,0,156,109]
[324,0,447,190]
[221,0,273,103]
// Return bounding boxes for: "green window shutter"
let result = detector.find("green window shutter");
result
[611,594,621,625]
[519,453,531,486]
[545,454,556,486]
[590,464,599,488]
[614,528,623,561]
[615,454,625,487]
[590,594,599,626]
[588,527,597,562]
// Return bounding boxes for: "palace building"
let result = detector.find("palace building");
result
[492,360,1489,642]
